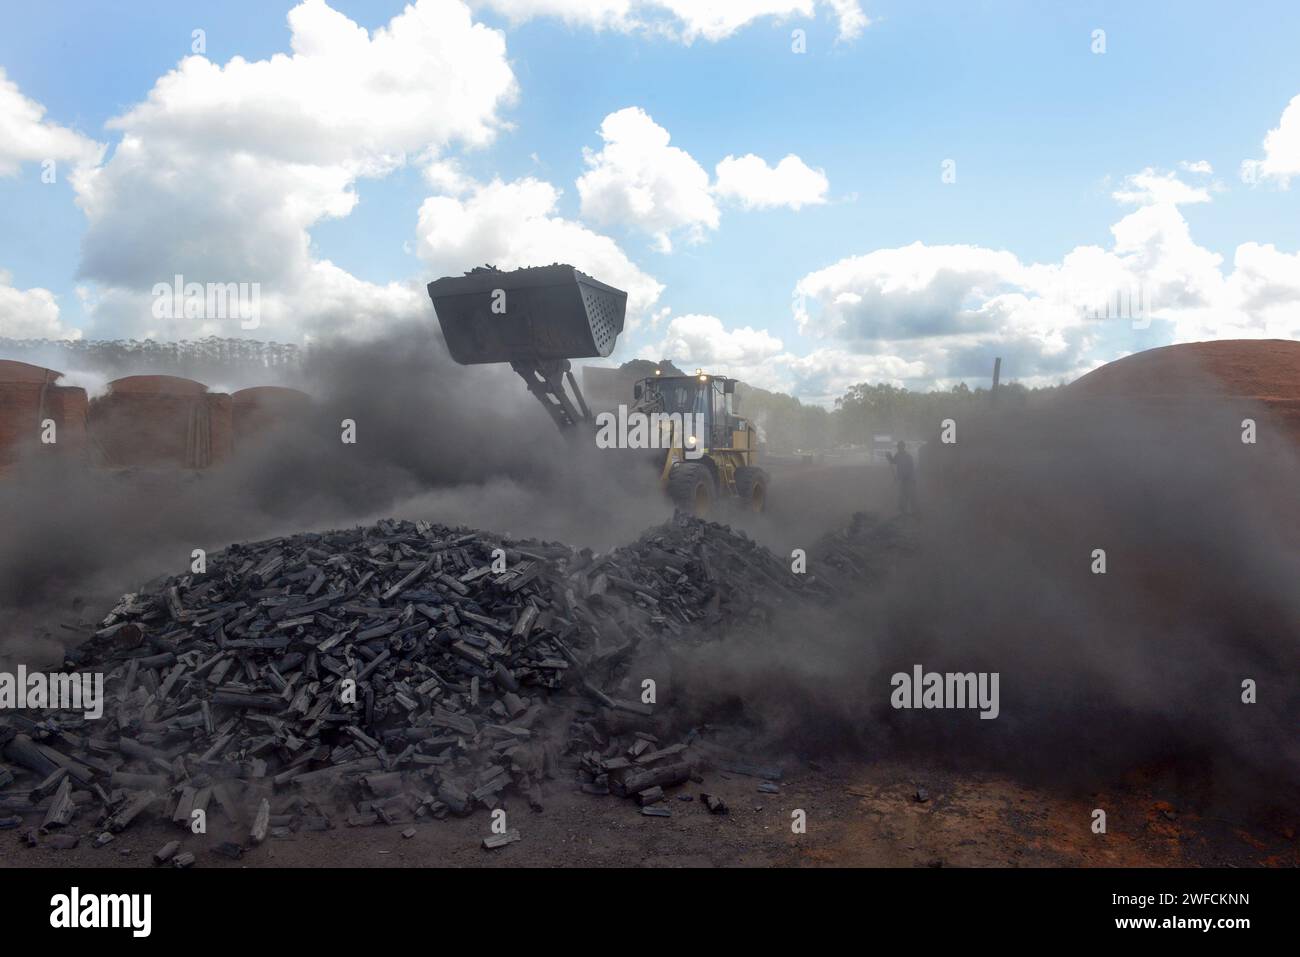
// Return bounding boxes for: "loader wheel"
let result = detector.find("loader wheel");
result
[734,466,769,513]
[668,462,715,517]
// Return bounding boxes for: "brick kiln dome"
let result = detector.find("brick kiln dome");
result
[1068,339,1300,446]
[0,361,88,466]
[0,359,63,384]
[232,385,310,406]
[1069,339,1300,400]
[92,376,231,468]
[106,374,210,395]
[232,386,312,446]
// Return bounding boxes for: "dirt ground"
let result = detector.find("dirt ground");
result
[8,756,1295,869]
[5,460,1294,869]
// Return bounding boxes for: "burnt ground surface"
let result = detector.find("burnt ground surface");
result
[8,756,1296,868]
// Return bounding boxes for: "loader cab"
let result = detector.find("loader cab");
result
[633,372,741,452]
[704,374,739,450]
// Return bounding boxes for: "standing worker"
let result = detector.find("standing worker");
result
[886,440,918,516]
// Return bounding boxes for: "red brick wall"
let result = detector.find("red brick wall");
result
[89,392,233,468]
[0,382,89,466]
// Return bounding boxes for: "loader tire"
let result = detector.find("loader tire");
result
[734,466,769,513]
[668,462,715,517]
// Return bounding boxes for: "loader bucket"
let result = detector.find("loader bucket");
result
[427,264,627,365]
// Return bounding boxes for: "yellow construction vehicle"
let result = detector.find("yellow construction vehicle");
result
[630,369,767,514]
[427,264,768,516]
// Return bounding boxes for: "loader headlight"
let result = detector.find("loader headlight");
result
[686,435,697,446]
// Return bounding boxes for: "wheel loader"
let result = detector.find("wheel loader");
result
[427,264,769,516]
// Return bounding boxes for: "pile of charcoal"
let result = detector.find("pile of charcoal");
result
[805,511,916,592]
[0,511,859,856]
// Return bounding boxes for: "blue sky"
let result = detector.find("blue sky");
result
[1,1,1298,401]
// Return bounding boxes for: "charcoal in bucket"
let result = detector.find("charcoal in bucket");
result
[427,264,628,365]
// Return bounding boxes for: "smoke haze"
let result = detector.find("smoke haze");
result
[2,331,1296,809]
[653,392,1300,805]
[0,325,668,666]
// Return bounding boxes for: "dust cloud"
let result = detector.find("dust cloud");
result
[648,391,1300,804]
[4,335,1297,808]
[0,324,667,666]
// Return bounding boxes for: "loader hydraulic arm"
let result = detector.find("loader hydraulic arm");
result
[510,358,592,430]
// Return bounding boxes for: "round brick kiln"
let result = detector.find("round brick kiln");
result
[89,375,233,468]
[1068,339,1300,444]
[921,339,1300,546]
[0,360,89,467]
[232,386,311,447]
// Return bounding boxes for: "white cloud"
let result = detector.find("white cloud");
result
[81,262,429,343]
[794,242,1025,342]
[73,0,518,341]
[777,167,1300,396]
[1112,167,1213,206]
[1224,242,1300,319]
[713,153,829,209]
[1102,201,1225,310]
[639,312,787,392]
[282,262,428,341]
[108,0,515,165]
[475,0,870,42]
[577,107,829,249]
[474,0,638,31]
[0,67,104,179]
[822,0,871,40]
[653,313,783,367]
[0,269,80,340]
[1242,93,1300,188]
[639,312,928,403]
[422,158,476,195]
[778,348,927,400]
[1179,159,1213,174]
[416,176,664,326]
[653,0,815,42]
[577,107,718,253]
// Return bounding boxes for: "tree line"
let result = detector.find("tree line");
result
[0,336,302,384]
[739,379,1063,454]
